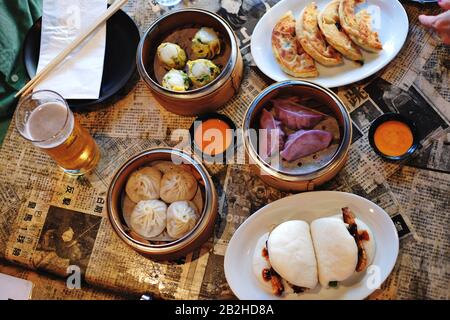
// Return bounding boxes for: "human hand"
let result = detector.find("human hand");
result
[419,0,450,45]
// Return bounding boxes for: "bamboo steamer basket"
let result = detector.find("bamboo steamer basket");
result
[137,9,243,116]
[243,81,352,192]
[107,148,218,261]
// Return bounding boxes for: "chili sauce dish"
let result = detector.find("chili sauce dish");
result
[368,113,420,161]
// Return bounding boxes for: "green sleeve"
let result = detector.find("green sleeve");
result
[0,0,42,118]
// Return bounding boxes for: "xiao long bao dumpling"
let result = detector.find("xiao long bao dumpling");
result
[187,59,221,88]
[191,27,221,59]
[162,69,190,92]
[151,160,180,174]
[191,187,203,213]
[130,200,167,238]
[157,42,187,69]
[160,170,198,203]
[125,167,162,203]
[166,201,198,239]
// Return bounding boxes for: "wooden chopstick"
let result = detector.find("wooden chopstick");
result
[15,0,128,98]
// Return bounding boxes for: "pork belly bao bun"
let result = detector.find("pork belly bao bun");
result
[253,207,375,297]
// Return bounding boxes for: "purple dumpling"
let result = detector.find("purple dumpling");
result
[272,98,324,130]
[280,129,333,161]
[259,108,285,159]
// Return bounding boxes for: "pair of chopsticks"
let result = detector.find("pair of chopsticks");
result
[15,0,128,98]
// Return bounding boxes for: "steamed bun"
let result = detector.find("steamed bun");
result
[160,170,197,203]
[130,200,167,238]
[166,201,198,239]
[125,167,162,203]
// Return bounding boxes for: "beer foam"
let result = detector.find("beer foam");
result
[24,102,74,149]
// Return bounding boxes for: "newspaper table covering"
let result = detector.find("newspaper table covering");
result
[0,0,448,300]
[0,259,129,300]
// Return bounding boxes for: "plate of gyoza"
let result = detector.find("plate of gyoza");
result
[224,191,399,300]
[251,0,408,87]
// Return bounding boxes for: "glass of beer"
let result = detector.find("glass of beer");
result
[15,90,100,175]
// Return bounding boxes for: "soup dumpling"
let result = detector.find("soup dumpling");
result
[157,42,187,69]
[192,27,221,59]
[160,170,197,203]
[166,201,198,239]
[125,167,162,203]
[151,161,180,174]
[162,69,190,92]
[191,187,203,213]
[130,200,167,238]
[187,59,220,88]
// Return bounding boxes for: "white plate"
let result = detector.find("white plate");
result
[251,0,408,87]
[224,191,399,300]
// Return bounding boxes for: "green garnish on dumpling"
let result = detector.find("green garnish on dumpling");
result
[191,27,221,59]
[186,59,221,88]
[157,42,187,69]
[162,69,190,92]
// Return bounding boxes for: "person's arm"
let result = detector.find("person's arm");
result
[419,0,450,45]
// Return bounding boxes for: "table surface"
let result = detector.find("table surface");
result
[0,0,449,300]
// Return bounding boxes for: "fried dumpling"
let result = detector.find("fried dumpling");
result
[296,2,342,66]
[191,27,221,59]
[160,170,198,203]
[271,11,318,78]
[272,97,324,130]
[125,167,162,203]
[318,0,363,62]
[187,59,221,87]
[130,200,167,238]
[339,0,382,53]
[157,42,187,69]
[259,108,285,159]
[166,201,198,239]
[162,69,190,92]
[280,129,333,161]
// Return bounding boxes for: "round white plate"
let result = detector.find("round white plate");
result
[224,191,399,300]
[250,0,408,87]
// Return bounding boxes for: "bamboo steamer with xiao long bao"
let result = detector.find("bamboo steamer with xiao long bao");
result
[107,148,218,260]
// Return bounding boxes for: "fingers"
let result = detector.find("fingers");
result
[435,30,450,45]
[420,11,450,45]
[441,34,450,45]
[438,0,450,10]
[434,10,450,26]
[419,2,450,45]
[419,14,438,28]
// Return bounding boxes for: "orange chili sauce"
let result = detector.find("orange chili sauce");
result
[374,120,413,157]
[194,119,232,156]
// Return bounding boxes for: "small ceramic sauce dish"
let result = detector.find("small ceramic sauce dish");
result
[189,113,236,163]
[368,113,420,161]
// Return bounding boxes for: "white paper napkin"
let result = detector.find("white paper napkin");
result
[34,0,107,99]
